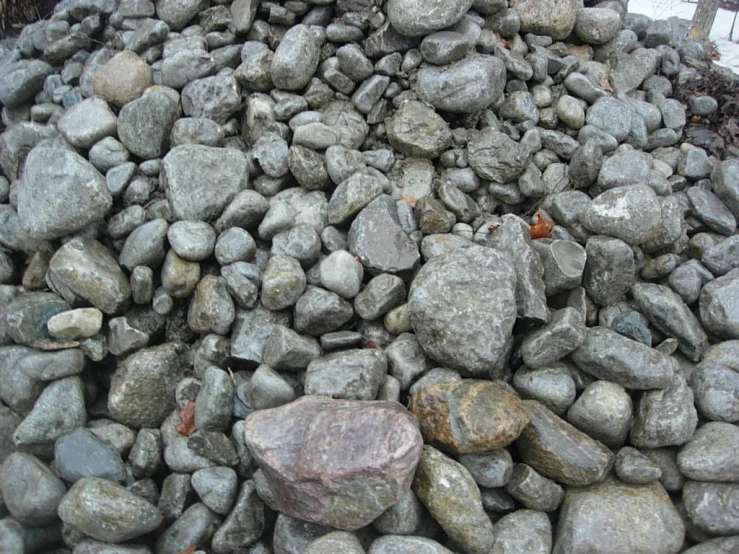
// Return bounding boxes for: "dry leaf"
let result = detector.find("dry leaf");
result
[530,208,556,239]
[180,547,197,554]
[401,194,417,208]
[174,399,197,436]
[30,339,80,351]
[599,75,613,93]
[365,340,379,349]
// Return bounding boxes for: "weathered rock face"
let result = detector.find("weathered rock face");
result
[408,245,516,377]
[511,0,579,40]
[409,380,530,454]
[243,396,423,530]
[387,0,475,37]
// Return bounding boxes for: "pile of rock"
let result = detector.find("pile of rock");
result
[0,0,738,553]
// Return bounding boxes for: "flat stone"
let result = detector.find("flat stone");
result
[305,348,387,401]
[408,245,516,377]
[57,97,118,149]
[409,380,530,454]
[243,396,423,530]
[54,428,126,483]
[580,185,662,245]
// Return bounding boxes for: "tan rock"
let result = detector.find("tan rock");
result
[92,51,153,107]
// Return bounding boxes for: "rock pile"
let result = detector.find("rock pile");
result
[0,0,738,553]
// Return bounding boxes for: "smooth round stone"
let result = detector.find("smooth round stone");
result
[677,422,739,482]
[188,276,235,335]
[47,308,103,339]
[92,51,153,107]
[307,531,366,554]
[191,466,239,515]
[574,8,621,45]
[700,273,739,339]
[271,25,320,91]
[491,509,552,554]
[457,448,513,488]
[54,428,126,484]
[215,228,256,266]
[370,535,453,554]
[513,364,577,415]
[0,452,66,526]
[58,477,162,542]
[261,255,307,311]
[691,364,739,423]
[167,220,217,262]
[555,95,585,129]
[409,380,530,454]
[319,250,364,299]
[161,250,200,299]
[387,0,475,37]
[614,446,662,485]
[683,481,739,536]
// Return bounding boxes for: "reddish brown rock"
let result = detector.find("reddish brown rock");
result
[243,396,423,530]
[408,379,530,454]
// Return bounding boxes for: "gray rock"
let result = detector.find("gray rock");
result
[408,245,515,378]
[700,273,739,339]
[468,128,530,183]
[211,479,265,554]
[305,348,387,401]
[504,463,564,512]
[712,158,739,218]
[517,400,614,486]
[271,25,320,91]
[272,513,331,554]
[320,101,369,150]
[386,101,451,159]
[491,509,552,554]
[574,8,621,44]
[167,220,217,262]
[701,235,739,276]
[413,445,495,554]
[513,363,578,415]
[678,422,739,482]
[614,446,662,484]
[108,343,188,429]
[596,148,651,192]
[155,503,222,554]
[182,74,241,125]
[415,55,506,113]
[58,477,162,542]
[420,31,470,65]
[244,396,423,530]
[521,308,586,369]
[129,428,162,479]
[354,273,406,322]
[171,117,225,148]
[531,239,587,296]
[261,255,306,311]
[553,478,684,554]
[0,60,53,108]
[631,283,708,361]
[681,537,739,554]
[195,366,234,432]
[287,146,331,191]
[387,0,474,36]
[691,363,739,423]
[18,147,112,241]
[191,466,238,515]
[118,90,179,160]
[580,185,662,245]
[306,531,366,554]
[48,307,103,341]
[54,427,126,483]
[457,448,512,489]
[571,327,675,389]
[188,275,235,335]
[511,0,577,40]
[161,49,216,90]
[252,134,289,178]
[582,236,635,306]
[0,452,66,526]
[349,195,420,276]
[293,286,354,336]
[688,185,737,236]
[319,250,363,299]
[683,481,739,535]
[162,145,248,221]
[57,97,118,149]
[370,535,452,554]
[119,218,169,271]
[630,374,697,448]
[566,380,632,447]
[585,97,632,142]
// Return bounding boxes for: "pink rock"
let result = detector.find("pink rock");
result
[243,396,423,530]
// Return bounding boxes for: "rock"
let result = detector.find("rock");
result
[691,363,739,422]
[57,97,118,149]
[566,381,632,447]
[305,348,387,400]
[211,480,265,554]
[370,536,453,554]
[262,325,321,373]
[712,158,739,218]
[108,342,188,428]
[2,293,71,349]
[386,101,452,159]
[182,74,241,125]
[580,185,662,245]
[155,0,208,30]
[18,147,112,241]
[521,308,586,368]
[307,531,366,554]
[586,97,633,142]
[355,273,406,321]
[511,0,578,40]
[683,481,739,535]
[409,380,529,454]
[271,25,320,91]
[574,8,621,45]
[243,396,423,530]
[118,90,179,159]
[412,445,495,554]
[420,31,470,65]
[47,308,103,340]
[195,366,234,432]
[517,400,614,486]
[92,51,153,107]
[571,327,675,389]
[387,0,475,36]
[553,478,684,554]
[319,250,363,299]
[504,463,564,512]
[48,238,131,315]
[0,59,53,108]
[155,503,222,554]
[188,275,235,335]
[614,446,662,484]
[582,236,635,306]
[408,245,516,377]
[513,363,577,415]
[54,428,126,483]
[348,195,420,276]
[468,128,530,183]
[677,422,739,482]
[162,145,248,221]
[191,466,238,515]
[687,186,736,236]
[491,510,553,554]
[458,448,513,489]
[630,374,697,448]
[415,55,506,113]
[700,273,739,339]
[231,0,259,33]
[0,452,66,526]
[287,146,331,191]
[261,255,306,311]
[58,477,162,542]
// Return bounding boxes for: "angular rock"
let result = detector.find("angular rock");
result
[386,101,452,159]
[677,422,739,482]
[700,273,739,339]
[691,363,739,422]
[630,374,697,448]
[0,452,66,526]
[580,185,662,245]
[305,348,387,401]
[408,245,516,377]
[117,90,179,160]
[54,428,126,484]
[468,128,530,183]
[211,479,265,554]
[522,308,586,368]
[57,97,118,149]
[683,481,739,536]
[409,380,530,454]
[243,396,423,530]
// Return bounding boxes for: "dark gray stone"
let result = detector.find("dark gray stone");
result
[468,128,531,183]
[700,273,739,339]
[504,463,564,512]
[691,363,739,423]
[55,428,126,484]
[0,452,66,526]
[630,374,697,448]
[117,90,179,159]
[683,481,739,536]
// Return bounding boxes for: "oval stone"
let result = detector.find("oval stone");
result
[409,380,530,454]
[243,396,423,531]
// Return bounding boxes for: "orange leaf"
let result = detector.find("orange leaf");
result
[401,194,417,208]
[504,39,511,50]
[530,208,555,239]
[181,547,198,554]
[174,399,197,436]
